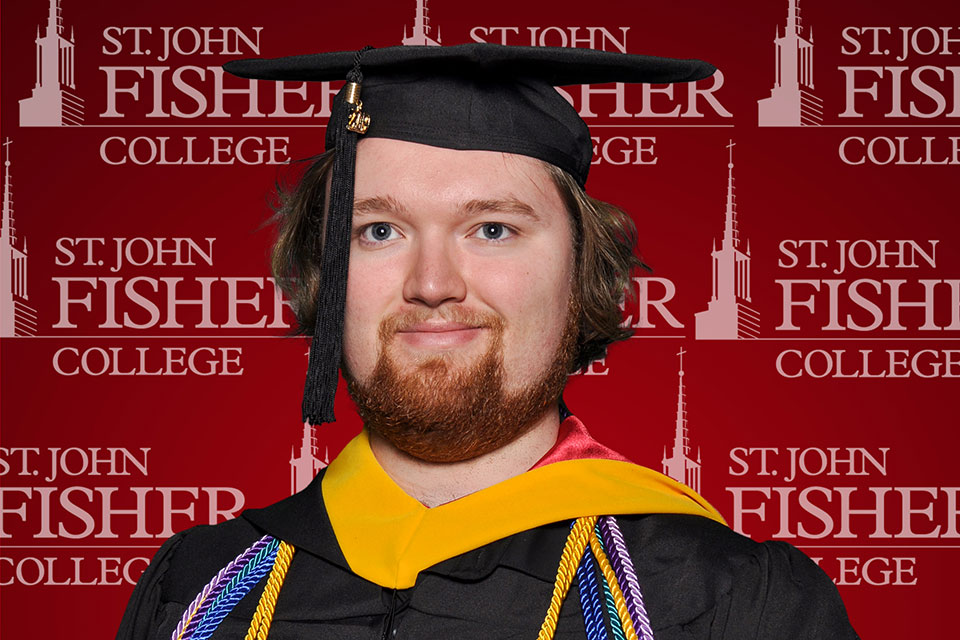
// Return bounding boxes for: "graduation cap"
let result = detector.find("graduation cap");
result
[223,43,714,427]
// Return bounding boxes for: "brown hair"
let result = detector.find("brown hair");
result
[270,150,644,372]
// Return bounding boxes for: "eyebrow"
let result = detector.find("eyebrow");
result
[460,198,541,222]
[353,195,408,218]
[353,195,541,222]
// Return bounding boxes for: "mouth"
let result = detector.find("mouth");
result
[396,321,486,349]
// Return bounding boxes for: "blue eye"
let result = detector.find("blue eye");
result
[361,222,395,243]
[476,223,512,241]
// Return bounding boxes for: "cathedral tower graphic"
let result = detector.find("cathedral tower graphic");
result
[694,142,760,340]
[402,0,442,46]
[1,140,38,338]
[662,348,701,494]
[757,0,822,126]
[19,0,84,127]
[290,423,330,494]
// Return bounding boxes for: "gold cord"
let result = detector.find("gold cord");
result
[537,516,597,640]
[244,542,295,640]
[589,532,639,640]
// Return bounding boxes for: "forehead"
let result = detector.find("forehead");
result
[353,138,566,217]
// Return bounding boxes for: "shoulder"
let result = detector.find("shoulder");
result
[115,512,271,640]
[158,516,269,602]
[612,514,859,639]
[116,471,346,640]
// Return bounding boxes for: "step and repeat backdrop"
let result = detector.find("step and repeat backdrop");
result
[2,0,957,637]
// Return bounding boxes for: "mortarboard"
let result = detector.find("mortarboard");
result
[223,43,715,427]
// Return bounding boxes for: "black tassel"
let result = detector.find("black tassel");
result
[302,48,372,425]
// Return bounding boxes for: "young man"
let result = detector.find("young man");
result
[117,44,859,639]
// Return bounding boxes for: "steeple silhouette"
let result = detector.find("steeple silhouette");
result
[402,0,441,46]
[19,0,85,126]
[1,140,38,337]
[290,422,329,494]
[722,141,740,252]
[662,348,701,493]
[758,0,822,126]
[695,142,760,339]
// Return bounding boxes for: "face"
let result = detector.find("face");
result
[341,138,577,460]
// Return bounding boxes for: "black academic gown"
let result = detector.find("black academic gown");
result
[117,468,860,640]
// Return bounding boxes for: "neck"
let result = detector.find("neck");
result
[368,405,561,508]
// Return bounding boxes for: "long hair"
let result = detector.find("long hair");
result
[269,150,644,371]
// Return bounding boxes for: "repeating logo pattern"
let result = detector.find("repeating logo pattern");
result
[3,1,957,637]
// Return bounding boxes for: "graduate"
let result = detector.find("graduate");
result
[116,44,860,640]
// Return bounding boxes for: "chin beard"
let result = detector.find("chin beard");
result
[345,302,579,463]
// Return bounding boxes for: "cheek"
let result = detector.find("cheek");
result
[471,251,573,359]
[342,263,395,379]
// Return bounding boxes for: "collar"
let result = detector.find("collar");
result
[532,414,631,467]
[238,416,608,581]
[320,419,724,588]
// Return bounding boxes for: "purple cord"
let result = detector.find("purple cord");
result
[172,535,274,640]
[599,516,656,640]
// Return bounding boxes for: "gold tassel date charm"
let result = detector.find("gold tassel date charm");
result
[344,81,371,134]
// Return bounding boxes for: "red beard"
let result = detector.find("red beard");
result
[346,302,579,463]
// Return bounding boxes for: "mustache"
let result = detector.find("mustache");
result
[377,308,504,341]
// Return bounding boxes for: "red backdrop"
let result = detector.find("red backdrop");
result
[2,0,958,637]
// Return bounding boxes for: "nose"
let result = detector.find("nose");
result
[402,237,467,307]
